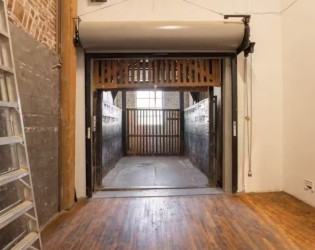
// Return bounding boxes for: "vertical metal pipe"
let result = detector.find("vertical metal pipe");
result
[122,91,127,155]
[167,111,170,155]
[159,110,162,155]
[85,55,92,197]
[164,110,167,155]
[126,109,129,154]
[134,109,136,154]
[180,91,184,155]
[171,110,173,154]
[177,110,180,154]
[149,110,152,154]
[155,109,158,154]
[147,110,149,154]
[174,110,177,154]
[170,110,172,154]
[136,109,139,154]
[209,87,215,185]
[142,109,144,155]
[139,109,141,154]
[140,109,142,155]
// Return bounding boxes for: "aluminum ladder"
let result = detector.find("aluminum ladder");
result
[0,0,42,249]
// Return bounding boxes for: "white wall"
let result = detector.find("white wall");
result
[237,13,283,192]
[282,0,315,207]
[76,0,285,196]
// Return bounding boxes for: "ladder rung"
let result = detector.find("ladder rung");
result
[0,101,19,108]
[0,201,33,230]
[0,169,29,186]
[11,232,39,250]
[0,136,23,146]
[0,64,14,74]
[0,29,9,38]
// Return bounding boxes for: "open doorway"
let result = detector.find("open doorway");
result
[93,87,222,191]
[86,56,235,196]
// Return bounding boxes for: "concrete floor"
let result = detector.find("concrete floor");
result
[102,156,210,189]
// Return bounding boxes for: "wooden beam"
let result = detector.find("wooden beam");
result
[95,82,220,90]
[93,58,220,88]
[60,0,77,210]
[95,85,210,92]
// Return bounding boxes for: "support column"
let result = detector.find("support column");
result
[231,55,238,193]
[209,87,215,185]
[122,91,127,155]
[95,90,103,187]
[180,91,185,155]
[60,0,77,210]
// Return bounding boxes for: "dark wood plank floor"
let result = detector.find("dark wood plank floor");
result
[42,192,315,250]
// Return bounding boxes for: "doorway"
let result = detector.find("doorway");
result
[85,55,236,196]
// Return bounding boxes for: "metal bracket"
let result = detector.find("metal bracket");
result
[224,15,255,57]
[73,17,81,47]
[244,42,256,57]
[224,15,251,24]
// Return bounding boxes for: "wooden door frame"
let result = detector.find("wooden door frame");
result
[85,53,238,197]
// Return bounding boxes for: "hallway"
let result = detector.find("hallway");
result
[102,156,210,189]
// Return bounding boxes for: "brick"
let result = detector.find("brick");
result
[12,0,24,22]
[115,91,180,109]
[7,0,57,51]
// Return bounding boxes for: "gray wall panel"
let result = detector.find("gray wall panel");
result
[184,99,210,178]
[11,24,59,227]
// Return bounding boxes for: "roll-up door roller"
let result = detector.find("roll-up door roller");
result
[77,21,246,53]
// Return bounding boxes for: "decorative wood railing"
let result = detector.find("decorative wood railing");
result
[93,59,220,90]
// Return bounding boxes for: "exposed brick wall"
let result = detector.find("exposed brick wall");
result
[7,0,57,51]
[163,92,180,109]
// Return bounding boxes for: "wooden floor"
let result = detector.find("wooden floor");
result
[42,192,315,250]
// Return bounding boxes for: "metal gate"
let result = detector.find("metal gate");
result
[126,109,180,155]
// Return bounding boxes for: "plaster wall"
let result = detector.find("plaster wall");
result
[282,0,315,207]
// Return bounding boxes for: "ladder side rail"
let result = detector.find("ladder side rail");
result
[2,0,42,248]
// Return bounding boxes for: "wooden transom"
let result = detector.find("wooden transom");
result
[93,58,221,91]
